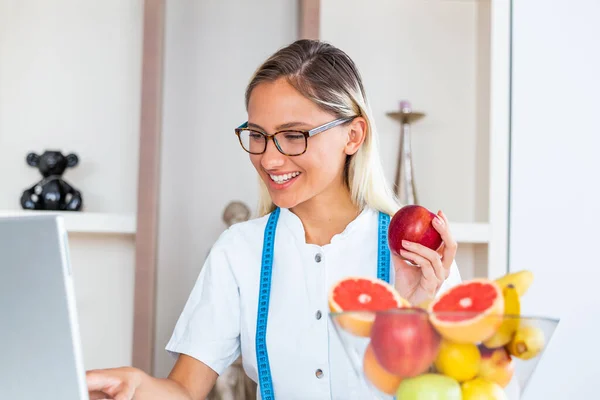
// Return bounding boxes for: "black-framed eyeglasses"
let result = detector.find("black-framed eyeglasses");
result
[234,116,356,156]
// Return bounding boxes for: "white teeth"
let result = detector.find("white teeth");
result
[269,171,300,183]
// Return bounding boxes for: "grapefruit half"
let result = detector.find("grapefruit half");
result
[329,276,410,337]
[428,279,504,344]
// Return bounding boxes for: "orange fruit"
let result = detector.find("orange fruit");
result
[434,340,481,382]
[428,279,504,344]
[328,276,410,337]
[363,343,403,395]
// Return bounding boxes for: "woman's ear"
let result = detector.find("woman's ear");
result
[344,117,367,155]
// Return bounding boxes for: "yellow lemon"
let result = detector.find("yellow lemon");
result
[462,377,508,400]
[434,340,480,382]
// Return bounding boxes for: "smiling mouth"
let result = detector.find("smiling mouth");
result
[268,171,301,184]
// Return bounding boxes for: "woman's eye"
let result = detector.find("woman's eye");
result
[282,132,304,140]
[249,133,263,140]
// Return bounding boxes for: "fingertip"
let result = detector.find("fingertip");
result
[440,210,449,222]
[433,217,445,232]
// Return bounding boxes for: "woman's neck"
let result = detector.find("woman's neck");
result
[290,185,361,246]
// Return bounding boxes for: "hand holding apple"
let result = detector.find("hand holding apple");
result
[388,205,458,306]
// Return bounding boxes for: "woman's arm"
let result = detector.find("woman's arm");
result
[87,230,243,399]
[87,355,218,400]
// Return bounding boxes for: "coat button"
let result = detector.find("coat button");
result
[315,369,324,379]
[315,253,322,263]
[315,310,322,320]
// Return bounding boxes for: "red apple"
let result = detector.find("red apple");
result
[370,308,441,378]
[478,345,516,388]
[388,205,443,256]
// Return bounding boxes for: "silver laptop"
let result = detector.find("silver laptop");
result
[0,214,89,399]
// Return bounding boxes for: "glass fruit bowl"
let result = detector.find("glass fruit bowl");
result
[329,308,558,400]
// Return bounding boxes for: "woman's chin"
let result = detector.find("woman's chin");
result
[270,194,304,210]
[271,198,298,210]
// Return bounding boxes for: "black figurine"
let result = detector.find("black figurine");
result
[21,150,83,211]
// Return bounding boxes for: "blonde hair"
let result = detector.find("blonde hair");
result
[245,39,401,217]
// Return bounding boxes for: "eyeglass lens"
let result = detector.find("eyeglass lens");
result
[238,130,306,155]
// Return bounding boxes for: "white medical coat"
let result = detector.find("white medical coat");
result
[166,207,462,399]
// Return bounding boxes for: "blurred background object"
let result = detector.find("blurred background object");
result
[20,150,83,211]
[208,357,257,400]
[222,200,251,226]
[386,100,426,205]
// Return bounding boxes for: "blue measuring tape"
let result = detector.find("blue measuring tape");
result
[255,208,392,400]
[377,210,391,284]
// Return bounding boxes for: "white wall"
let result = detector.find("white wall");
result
[154,0,298,377]
[0,0,143,369]
[510,0,600,397]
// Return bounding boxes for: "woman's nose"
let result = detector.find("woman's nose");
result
[260,139,285,169]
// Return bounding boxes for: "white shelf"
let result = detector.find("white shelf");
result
[0,209,487,242]
[450,222,490,244]
[0,209,136,235]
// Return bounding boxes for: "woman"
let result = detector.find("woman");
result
[87,39,461,400]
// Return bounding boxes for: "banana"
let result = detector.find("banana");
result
[482,284,521,348]
[506,325,545,360]
[495,270,534,297]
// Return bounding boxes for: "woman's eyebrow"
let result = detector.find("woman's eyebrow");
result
[247,121,309,131]
[246,122,265,131]
[276,121,309,130]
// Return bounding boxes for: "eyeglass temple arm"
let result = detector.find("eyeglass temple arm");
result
[237,117,354,135]
[308,117,354,137]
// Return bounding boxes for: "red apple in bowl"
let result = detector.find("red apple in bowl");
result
[370,308,441,378]
[388,205,443,258]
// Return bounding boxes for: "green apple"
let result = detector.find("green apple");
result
[396,374,461,400]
